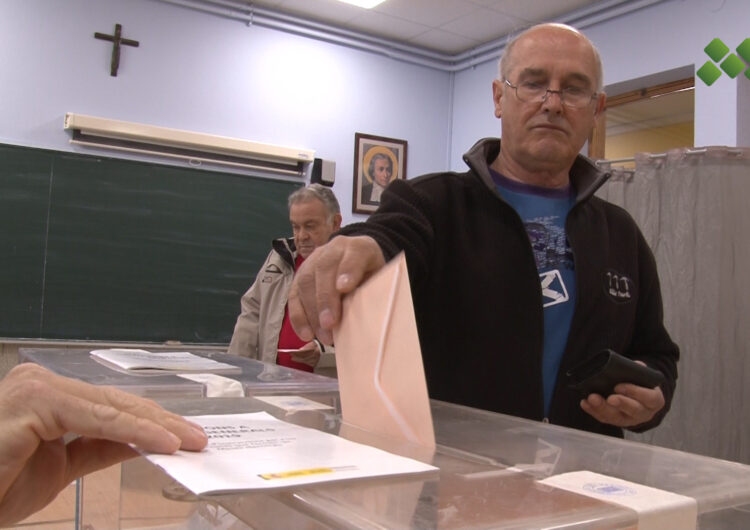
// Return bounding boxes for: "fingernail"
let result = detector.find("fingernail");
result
[336,274,351,290]
[319,309,334,329]
[187,420,204,431]
[191,425,208,440]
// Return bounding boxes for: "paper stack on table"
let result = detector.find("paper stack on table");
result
[89,348,241,375]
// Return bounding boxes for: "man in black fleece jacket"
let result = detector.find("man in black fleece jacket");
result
[288,23,678,437]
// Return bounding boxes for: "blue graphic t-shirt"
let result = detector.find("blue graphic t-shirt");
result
[490,169,577,416]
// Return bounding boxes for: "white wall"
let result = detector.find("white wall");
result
[449,60,501,168]
[0,0,452,226]
[450,0,750,169]
[2,0,747,211]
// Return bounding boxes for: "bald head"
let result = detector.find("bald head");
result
[499,23,604,92]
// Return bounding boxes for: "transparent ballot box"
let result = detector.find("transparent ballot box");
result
[89,398,750,529]
[18,347,339,402]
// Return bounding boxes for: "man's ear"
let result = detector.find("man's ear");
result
[594,92,607,117]
[492,79,504,119]
[332,213,342,231]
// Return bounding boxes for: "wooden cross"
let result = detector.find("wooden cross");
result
[94,23,139,77]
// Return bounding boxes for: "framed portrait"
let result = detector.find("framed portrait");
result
[352,132,407,214]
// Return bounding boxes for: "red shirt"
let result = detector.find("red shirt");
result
[276,255,314,372]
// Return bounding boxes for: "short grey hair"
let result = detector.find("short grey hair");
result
[288,183,341,221]
[498,23,604,92]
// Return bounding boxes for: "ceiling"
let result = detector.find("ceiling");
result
[243,0,603,54]
[167,0,691,134]
[171,0,668,64]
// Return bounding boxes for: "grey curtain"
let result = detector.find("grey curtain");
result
[596,146,750,465]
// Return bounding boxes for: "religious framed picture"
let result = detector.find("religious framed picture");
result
[352,132,407,214]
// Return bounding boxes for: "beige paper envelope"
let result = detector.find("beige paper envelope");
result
[334,252,436,449]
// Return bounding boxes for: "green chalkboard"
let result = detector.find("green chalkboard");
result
[0,143,300,343]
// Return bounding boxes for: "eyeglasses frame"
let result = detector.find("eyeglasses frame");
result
[504,79,598,109]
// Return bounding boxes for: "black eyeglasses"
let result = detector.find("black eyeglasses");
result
[504,79,597,109]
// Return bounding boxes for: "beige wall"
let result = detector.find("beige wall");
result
[606,121,694,166]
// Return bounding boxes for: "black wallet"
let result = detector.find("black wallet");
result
[566,349,665,397]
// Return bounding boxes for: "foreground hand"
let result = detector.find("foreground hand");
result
[288,341,321,368]
[0,363,208,525]
[288,235,386,345]
[580,382,665,428]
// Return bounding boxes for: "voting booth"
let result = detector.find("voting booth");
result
[77,397,750,529]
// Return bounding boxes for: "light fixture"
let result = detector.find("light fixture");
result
[336,0,386,8]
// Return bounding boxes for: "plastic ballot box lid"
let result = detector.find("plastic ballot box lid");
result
[18,347,338,400]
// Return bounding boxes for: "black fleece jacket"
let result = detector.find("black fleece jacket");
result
[338,138,679,437]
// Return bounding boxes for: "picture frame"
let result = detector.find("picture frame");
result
[352,132,407,214]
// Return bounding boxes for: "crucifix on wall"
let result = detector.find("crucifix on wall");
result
[94,23,139,77]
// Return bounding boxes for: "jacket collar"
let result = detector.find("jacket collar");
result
[462,137,611,205]
[272,237,297,267]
